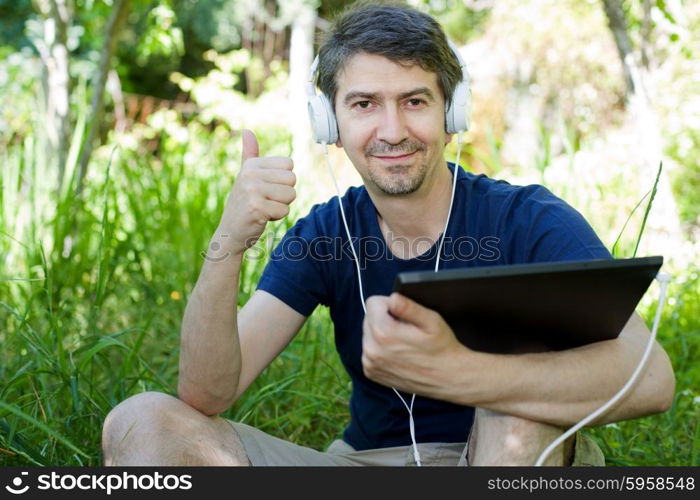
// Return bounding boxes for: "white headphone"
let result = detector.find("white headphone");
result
[307,40,471,144]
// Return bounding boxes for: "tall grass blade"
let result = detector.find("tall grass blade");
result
[633,161,663,257]
[0,401,89,458]
[611,189,650,257]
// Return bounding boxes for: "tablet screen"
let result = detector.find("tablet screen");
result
[393,257,662,353]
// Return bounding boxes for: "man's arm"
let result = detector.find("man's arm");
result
[235,290,306,401]
[177,245,244,415]
[362,293,675,427]
[451,312,675,426]
[179,268,305,415]
[178,129,303,415]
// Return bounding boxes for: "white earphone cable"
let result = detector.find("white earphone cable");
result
[322,134,463,467]
[435,135,463,271]
[322,144,368,315]
[534,271,671,466]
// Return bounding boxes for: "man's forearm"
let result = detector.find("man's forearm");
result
[175,129,296,415]
[178,232,244,416]
[439,315,675,427]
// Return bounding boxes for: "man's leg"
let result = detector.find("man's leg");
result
[467,407,576,466]
[102,391,251,466]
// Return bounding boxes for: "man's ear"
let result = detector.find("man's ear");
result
[444,133,453,144]
[335,137,343,148]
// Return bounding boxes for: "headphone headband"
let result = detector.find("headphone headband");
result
[307,56,319,95]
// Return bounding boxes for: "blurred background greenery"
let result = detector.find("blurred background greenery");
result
[0,0,698,466]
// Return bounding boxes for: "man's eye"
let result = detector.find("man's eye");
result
[354,101,372,109]
[407,98,425,107]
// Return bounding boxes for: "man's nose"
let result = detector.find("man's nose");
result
[375,104,408,144]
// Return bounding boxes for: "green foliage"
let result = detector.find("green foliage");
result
[616,0,700,229]
[0,0,33,49]
[135,3,184,66]
[0,93,327,465]
[119,0,301,98]
[170,48,289,131]
[0,46,337,464]
[668,128,700,228]
[176,0,243,52]
[409,0,492,43]
[0,49,42,144]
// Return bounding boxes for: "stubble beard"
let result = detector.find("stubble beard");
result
[364,139,429,196]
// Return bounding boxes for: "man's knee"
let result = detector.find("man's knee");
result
[104,391,180,435]
[102,391,250,466]
[102,392,180,460]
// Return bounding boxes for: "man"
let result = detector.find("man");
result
[102,2,675,466]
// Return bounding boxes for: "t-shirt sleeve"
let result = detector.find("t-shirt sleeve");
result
[507,185,612,263]
[256,211,330,317]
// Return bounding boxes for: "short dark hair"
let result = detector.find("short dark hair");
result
[316,1,462,109]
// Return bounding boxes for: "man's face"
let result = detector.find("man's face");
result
[333,52,451,196]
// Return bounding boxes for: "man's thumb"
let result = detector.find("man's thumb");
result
[241,129,259,163]
[388,293,430,328]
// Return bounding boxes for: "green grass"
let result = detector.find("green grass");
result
[589,270,700,465]
[1,110,698,466]
[0,111,351,466]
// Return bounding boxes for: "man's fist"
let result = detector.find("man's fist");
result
[216,129,297,256]
[361,293,467,398]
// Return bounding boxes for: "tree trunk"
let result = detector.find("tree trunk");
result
[288,1,316,180]
[75,0,131,198]
[641,0,651,68]
[601,0,635,97]
[107,69,127,133]
[32,0,72,192]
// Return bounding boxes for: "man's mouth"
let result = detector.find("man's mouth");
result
[372,151,417,163]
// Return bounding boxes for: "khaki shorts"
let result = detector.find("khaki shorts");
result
[228,421,605,466]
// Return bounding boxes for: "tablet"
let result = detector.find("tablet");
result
[392,256,663,354]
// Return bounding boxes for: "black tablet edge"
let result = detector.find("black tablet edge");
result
[393,255,664,289]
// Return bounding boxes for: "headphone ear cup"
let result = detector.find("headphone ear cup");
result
[307,93,338,144]
[445,81,471,134]
[321,93,338,144]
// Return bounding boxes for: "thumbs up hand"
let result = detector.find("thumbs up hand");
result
[218,129,296,256]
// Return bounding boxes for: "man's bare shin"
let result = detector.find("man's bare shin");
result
[468,407,574,466]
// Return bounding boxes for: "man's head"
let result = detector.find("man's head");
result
[315,2,464,196]
[316,1,463,113]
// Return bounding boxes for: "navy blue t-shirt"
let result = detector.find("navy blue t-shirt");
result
[257,163,611,451]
